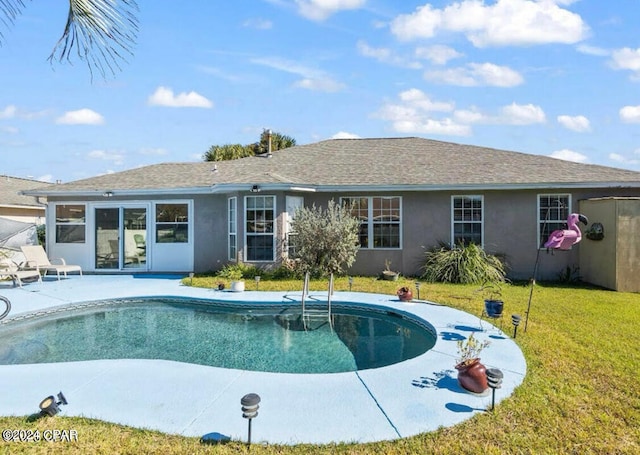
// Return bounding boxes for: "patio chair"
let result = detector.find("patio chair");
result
[20,245,82,280]
[0,258,42,287]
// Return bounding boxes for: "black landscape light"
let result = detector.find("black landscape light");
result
[39,392,68,417]
[485,368,504,411]
[241,393,261,446]
[511,314,522,338]
[415,281,421,300]
[348,276,353,291]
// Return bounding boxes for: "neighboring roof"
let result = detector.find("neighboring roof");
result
[23,138,640,197]
[0,175,52,208]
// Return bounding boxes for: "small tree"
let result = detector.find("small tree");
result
[290,200,360,277]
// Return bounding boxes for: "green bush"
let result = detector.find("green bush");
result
[420,242,506,284]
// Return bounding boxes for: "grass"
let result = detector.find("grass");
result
[1,276,639,454]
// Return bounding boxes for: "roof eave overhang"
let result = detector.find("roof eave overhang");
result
[22,181,640,197]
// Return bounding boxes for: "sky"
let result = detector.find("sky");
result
[1,0,640,183]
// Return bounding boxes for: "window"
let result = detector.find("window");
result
[342,196,401,249]
[538,194,571,248]
[55,204,86,243]
[452,195,483,246]
[155,203,189,243]
[245,196,275,261]
[228,197,237,261]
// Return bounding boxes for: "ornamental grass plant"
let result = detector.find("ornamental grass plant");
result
[421,242,506,284]
[1,277,638,454]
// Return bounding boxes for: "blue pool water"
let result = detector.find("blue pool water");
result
[0,298,436,373]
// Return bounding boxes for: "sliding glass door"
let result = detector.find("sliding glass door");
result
[95,207,147,270]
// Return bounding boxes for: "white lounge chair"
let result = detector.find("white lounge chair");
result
[0,258,42,287]
[20,245,82,280]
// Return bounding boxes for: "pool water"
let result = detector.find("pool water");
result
[0,298,436,373]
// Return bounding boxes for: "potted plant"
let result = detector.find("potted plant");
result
[455,333,490,393]
[396,286,413,302]
[382,259,399,281]
[219,265,245,292]
[477,282,504,318]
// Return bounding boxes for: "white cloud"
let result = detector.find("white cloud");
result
[375,89,470,136]
[147,86,213,108]
[557,115,590,132]
[243,18,273,29]
[619,105,640,123]
[424,62,523,87]
[0,105,17,119]
[87,149,124,165]
[414,45,463,65]
[56,108,105,125]
[390,0,588,47]
[332,131,361,139]
[295,0,365,21]
[576,44,609,57]
[252,56,345,92]
[0,125,18,134]
[357,40,421,68]
[499,103,546,125]
[609,152,640,166]
[609,47,640,80]
[549,149,589,163]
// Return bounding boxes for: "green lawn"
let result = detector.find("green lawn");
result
[1,277,638,454]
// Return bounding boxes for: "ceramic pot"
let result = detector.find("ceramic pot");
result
[397,289,413,302]
[484,299,504,318]
[230,280,245,292]
[455,358,488,393]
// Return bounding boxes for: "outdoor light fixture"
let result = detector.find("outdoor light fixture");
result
[39,392,68,417]
[415,281,421,300]
[102,191,113,198]
[485,368,504,411]
[241,393,261,446]
[511,314,522,339]
[189,272,194,284]
[250,185,261,193]
[348,276,353,291]
[254,275,261,290]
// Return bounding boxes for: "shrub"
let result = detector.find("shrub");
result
[420,242,506,284]
[290,200,360,277]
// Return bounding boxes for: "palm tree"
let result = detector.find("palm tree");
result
[0,0,139,79]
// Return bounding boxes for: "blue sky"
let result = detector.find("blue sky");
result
[1,0,640,183]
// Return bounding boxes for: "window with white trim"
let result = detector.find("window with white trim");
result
[538,194,571,248]
[341,196,401,249]
[245,195,275,261]
[155,203,189,243]
[452,195,483,246]
[55,204,86,243]
[228,197,237,261]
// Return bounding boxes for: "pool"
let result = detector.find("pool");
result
[0,298,437,374]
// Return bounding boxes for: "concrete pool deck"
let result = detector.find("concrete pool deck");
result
[0,275,527,445]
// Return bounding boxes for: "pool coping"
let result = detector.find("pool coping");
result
[0,275,527,445]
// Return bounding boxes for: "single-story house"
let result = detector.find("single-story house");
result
[0,175,50,224]
[22,137,640,281]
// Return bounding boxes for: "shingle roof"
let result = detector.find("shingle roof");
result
[0,175,52,207]
[24,138,640,195]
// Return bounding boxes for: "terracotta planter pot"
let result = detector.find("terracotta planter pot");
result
[397,289,413,302]
[455,358,488,393]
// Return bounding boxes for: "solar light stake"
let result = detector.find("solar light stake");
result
[348,276,353,291]
[485,368,504,411]
[39,391,68,417]
[241,393,261,446]
[189,272,194,284]
[415,281,421,300]
[254,275,261,290]
[511,314,521,338]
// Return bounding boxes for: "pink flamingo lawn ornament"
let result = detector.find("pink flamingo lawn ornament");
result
[543,213,589,250]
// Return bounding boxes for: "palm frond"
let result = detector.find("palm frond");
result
[0,0,27,43]
[49,0,139,79]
